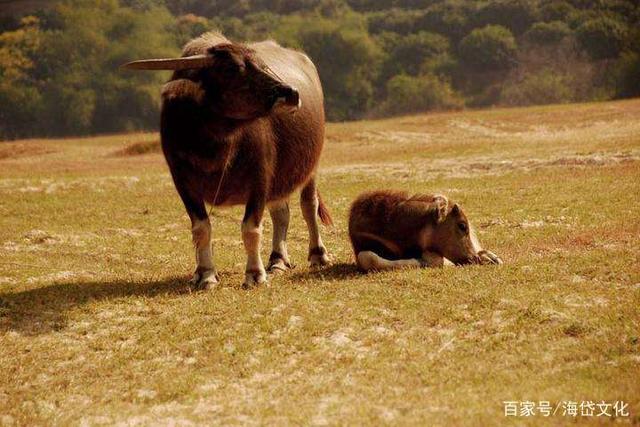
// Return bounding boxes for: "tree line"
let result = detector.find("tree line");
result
[0,0,638,139]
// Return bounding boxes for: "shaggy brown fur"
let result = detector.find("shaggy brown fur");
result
[129,32,331,288]
[348,190,502,271]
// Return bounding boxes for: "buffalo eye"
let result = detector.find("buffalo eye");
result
[458,222,468,234]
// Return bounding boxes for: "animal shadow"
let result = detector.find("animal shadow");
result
[0,264,362,336]
[0,275,190,336]
[289,262,360,281]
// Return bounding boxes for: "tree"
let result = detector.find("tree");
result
[0,0,180,138]
[0,16,43,138]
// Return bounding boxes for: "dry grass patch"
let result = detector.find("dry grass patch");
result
[0,143,55,160]
[113,140,161,157]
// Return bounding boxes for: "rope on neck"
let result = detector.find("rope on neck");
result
[208,149,231,217]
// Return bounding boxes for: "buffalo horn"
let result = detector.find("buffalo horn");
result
[122,54,214,70]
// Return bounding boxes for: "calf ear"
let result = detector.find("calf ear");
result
[432,195,449,223]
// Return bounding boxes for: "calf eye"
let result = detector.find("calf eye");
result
[458,222,468,233]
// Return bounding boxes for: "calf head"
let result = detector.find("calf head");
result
[428,197,483,265]
[123,43,300,120]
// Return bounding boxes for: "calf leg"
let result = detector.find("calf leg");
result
[267,200,292,273]
[470,227,503,265]
[477,249,503,265]
[356,250,453,272]
[300,178,330,267]
[242,198,267,288]
[421,250,455,267]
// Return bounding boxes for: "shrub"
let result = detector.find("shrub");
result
[576,17,628,59]
[175,13,210,45]
[612,51,640,98]
[598,0,639,23]
[367,8,423,35]
[539,1,576,22]
[458,25,517,73]
[299,18,380,120]
[524,21,572,45]
[474,0,538,35]
[380,31,449,81]
[417,2,475,43]
[500,38,606,107]
[500,69,574,106]
[380,73,462,115]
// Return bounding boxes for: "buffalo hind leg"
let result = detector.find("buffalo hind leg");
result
[300,178,329,268]
[242,199,267,288]
[356,250,453,272]
[267,200,292,273]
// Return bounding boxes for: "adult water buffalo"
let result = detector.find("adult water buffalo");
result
[124,32,332,289]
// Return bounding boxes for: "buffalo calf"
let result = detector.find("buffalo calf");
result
[348,190,502,271]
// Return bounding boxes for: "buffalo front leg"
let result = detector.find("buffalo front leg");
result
[300,178,330,268]
[189,216,219,290]
[242,200,267,288]
[267,200,292,273]
[170,171,218,290]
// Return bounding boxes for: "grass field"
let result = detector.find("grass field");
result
[0,99,639,425]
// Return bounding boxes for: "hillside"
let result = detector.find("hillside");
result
[0,99,638,424]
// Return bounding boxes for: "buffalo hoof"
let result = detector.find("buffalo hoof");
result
[267,252,292,274]
[242,269,268,289]
[309,246,330,269]
[267,259,292,274]
[190,268,219,290]
[478,250,503,265]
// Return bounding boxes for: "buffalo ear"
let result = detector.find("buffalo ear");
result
[451,204,460,216]
[432,195,449,224]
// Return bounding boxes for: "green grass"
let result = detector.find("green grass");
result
[0,99,639,425]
